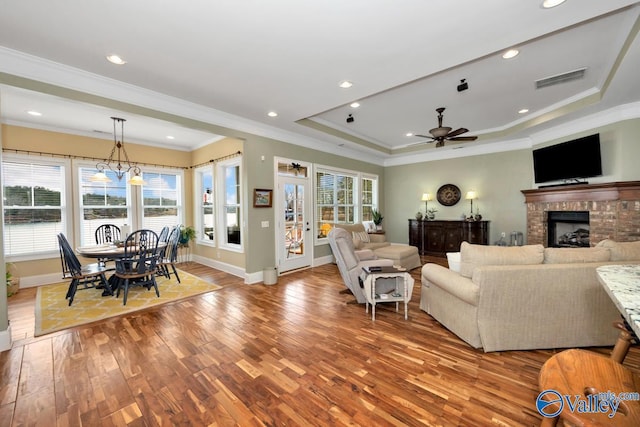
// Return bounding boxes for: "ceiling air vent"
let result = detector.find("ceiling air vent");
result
[535,67,587,89]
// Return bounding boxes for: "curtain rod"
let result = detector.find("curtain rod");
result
[2,148,242,170]
[189,150,243,169]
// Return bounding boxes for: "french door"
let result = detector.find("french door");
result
[277,160,312,273]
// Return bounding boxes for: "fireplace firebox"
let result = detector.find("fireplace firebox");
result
[547,211,590,248]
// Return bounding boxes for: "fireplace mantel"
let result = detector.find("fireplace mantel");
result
[522,181,640,204]
[521,181,640,246]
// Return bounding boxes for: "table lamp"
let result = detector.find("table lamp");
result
[421,193,433,213]
[465,191,477,215]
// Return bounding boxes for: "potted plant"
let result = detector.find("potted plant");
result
[372,209,384,230]
[179,225,196,247]
[6,262,19,297]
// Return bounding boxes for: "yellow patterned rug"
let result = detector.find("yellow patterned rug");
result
[35,270,221,336]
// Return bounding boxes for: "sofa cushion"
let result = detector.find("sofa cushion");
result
[446,252,461,273]
[459,242,544,278]
[596,239,640,261]
[543,247,611,264]
[352,230,370,246]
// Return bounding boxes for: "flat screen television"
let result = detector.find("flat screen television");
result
[532,133,602,184]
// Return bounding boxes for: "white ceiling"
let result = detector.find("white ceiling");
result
[1,0,639,165]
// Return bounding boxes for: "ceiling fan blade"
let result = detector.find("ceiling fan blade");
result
[446,128,469,138]
[415,134,436,142]
[448,136,478,141]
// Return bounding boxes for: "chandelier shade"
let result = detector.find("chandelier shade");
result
[91,117,145,185]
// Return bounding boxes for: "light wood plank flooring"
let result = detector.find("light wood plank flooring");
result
[2,260,640,426]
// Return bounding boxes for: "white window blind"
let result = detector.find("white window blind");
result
[78,167,130,246]
[141,170,182,234]
[2,157,67,257]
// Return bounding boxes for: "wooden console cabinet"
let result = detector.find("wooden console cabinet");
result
[409,219,489,257]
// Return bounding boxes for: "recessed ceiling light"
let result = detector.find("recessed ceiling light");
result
[267,111,278,117]
[166,135,175,140]
[339,80,353,89]
[542,0,566,9]
[518,108,529,114]
[405,132,414,137]
[27,110,42,116]
[502,49,519,59]
[350,102,360,108]
[106,54,126,65]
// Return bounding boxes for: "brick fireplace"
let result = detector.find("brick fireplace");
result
[521,181,640,246]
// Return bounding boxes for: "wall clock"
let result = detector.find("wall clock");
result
[437,184,461,206]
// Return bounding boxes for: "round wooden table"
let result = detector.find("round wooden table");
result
[538,349,640,426]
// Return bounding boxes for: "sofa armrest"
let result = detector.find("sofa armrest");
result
[421,263,479,306]
[355,249,376,261]
[368,233,387,244]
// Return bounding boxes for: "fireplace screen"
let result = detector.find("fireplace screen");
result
[547,211,590,248]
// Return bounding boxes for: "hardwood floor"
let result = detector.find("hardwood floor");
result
[2,259,640,426]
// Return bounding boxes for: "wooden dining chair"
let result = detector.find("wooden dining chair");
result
[158,226,170,243]
[94,224,122,267]
[114,229,160,305]
[57,233,110,306]
[158,225,181,283]
[94,224,121,244]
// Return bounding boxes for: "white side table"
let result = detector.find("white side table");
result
[362,266,413,321]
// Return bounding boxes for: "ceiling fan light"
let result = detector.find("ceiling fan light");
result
[430,127,451,138]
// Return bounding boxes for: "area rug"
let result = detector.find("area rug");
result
[35,270,221,336]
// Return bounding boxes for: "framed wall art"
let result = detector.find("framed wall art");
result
[253,188,273,207]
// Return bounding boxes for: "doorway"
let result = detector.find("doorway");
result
[276,160,312,273]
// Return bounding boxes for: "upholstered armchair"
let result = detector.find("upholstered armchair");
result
[328,227,394,303]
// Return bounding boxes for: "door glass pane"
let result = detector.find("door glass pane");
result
[284,183,304,258]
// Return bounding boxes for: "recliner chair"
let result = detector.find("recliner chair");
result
[327,227,395,303]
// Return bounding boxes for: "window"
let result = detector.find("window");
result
[2,154,70,259]
[195,166,215,244]
[78,166,130,246]
[315,167,378,240]
[219,159,242,249]
[361,175,377,222]
[141,170,182,233]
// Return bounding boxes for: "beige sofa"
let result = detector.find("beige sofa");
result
[420,240,640,352]
[333,223,421,270]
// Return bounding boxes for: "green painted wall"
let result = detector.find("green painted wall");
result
[383,119,640,245]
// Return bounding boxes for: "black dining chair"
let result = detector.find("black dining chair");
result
[158,226,170,243]
[114,229,160,305]
[57,233,110,306]
[157,225,181,283]
[94,224,122,267]
[95,224,121,244]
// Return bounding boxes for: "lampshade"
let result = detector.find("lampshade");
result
[465,191,477,200]
[421,193,433,201]
[127,168,146,186]
[90,171,111,183]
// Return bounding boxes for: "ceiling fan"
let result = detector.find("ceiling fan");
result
[415,107,477,147]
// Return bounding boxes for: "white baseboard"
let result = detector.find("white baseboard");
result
[15,273,61,289]
[190,254,247,282]
[0,325,12,352]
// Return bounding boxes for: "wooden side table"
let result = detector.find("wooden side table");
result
[361,267,413,321]
[538,349,640,426]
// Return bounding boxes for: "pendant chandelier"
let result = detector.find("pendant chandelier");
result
[91,117,146,185]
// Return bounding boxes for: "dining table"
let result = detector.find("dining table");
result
[76,242,167,295]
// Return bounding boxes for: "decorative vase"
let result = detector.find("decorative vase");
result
[415,212,423,220]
